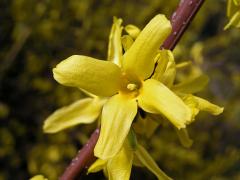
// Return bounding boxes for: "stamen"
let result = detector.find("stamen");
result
[127,83,138,91]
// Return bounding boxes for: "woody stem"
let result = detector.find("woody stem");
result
[60,0,205,179]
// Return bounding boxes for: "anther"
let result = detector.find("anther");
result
[127,83,138,91]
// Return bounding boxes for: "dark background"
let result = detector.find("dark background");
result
[0,0,240,179]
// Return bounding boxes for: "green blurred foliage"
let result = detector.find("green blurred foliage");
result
[0,0,240,179]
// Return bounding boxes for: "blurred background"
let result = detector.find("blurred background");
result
[0,0,240,179]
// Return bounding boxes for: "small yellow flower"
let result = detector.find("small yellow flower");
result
[43,14,224,180]
[52,14,194,160]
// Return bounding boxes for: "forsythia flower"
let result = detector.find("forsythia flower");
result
[51,14,194,160]
[225,0,240,29]
[43,14,223,180]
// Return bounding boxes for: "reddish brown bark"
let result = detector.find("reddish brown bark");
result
[60,0,205,179]
[60,128,100,180]
[163,0,205,50]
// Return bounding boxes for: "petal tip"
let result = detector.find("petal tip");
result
[43,121,57,134]
[213,107,224,115]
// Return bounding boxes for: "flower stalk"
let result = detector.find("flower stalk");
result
[60,0,206,179]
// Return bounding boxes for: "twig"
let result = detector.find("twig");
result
[163,0,205,50]
[60,0,205,179]
[60,128,100,180]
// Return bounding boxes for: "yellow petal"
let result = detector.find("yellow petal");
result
[224,11,240,30]
[176,61,192,69]
[193,96,224,115]
[125,24,141,39]
[227,0,234,17]
[152,50,172,81]
[133,113,160,138]
[155,51,176,88]
[107,144,133,180]
[135,144,172,180]
[175,128,193,148]
[138,79,191,129]
[88,159,107,174]
[227,0,240,17]
[43,97,105,133]
[108,17,123,66]
[53,55,121,97]
[30,175,48,180]
[172,74,209,94]
[181,94,200,123]
[123,15,172,80]
[121,35,134,52]
[94,94,137,159]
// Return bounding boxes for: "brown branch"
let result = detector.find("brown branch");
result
[60,0,205,179]
[163,0,205,50]
[60,128,100,180]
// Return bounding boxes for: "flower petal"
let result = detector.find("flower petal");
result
[138,79,191,129]
[107,17,123,66]
[172,74,209,94]
[107,144,133,180]
[94,94,137,159]
[224,11,240,30]
[161,57,176,87]
[123,15,172,79]
[121,35,134,52]
[53,55,122,97]
[133,113,160,138]
[43,97,105,133]
[152,50,172,82]
[175,128,193,148]
[181,94,224,118]
[88,159,107,174]
[125,24,140,39]
[135,144,172,180]
[193,96,224,115]
[227,0,240,17]
[227,0,234,17]
[176,61,192,69]
[181,94,200,123]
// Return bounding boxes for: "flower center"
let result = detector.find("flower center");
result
[127,83,138,91]
[119,72,142,98]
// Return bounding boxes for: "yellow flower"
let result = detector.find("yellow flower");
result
[225,0,240,29]
[43,14,224,180]
[88,140,172,180]
[51,14,194,160]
